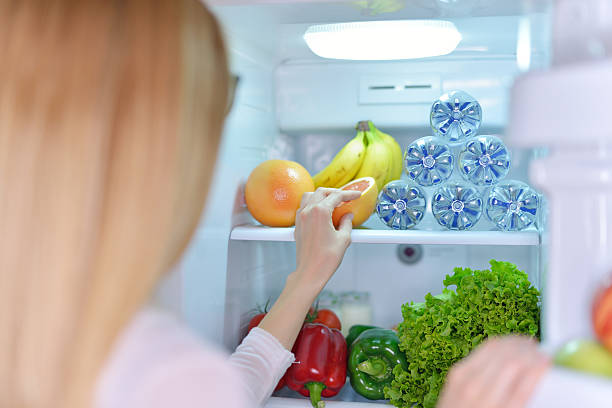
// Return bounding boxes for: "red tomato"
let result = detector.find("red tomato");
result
[247,313,266,332]
[312,309,341,330]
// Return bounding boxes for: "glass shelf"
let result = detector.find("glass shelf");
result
[230,225,540,246]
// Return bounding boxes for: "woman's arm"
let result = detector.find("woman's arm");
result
[227,188,360,406]
[258,187,360,349]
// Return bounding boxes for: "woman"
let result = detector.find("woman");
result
[0,1,548,407]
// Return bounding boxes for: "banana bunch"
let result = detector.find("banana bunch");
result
[313,120,403,191]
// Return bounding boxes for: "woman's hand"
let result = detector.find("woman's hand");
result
[437,336,551,408]
[293,187,361,291]
[258,187,360,350]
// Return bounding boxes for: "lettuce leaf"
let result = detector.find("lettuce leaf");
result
[385,260,541,408]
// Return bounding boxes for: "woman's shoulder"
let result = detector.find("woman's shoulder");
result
[95,306,247,408]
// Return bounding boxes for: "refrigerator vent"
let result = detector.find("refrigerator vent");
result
[359,74,441,104]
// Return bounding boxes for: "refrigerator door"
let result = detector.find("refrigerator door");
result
[508,51,612,352]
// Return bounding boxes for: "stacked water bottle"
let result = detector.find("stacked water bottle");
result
[376,90,540,232]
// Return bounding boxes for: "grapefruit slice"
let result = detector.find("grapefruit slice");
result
[332,177,378,228]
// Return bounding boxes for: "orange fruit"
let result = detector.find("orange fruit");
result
[245,160,314,227]
[332,177,378,228]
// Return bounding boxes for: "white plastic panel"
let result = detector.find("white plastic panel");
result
[224,240,296,351]
[330,243,538,330]
[359,74,441,105]
[276,59,518,132]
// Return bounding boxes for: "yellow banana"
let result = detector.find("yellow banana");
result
[313,131,366,188]
[370,122,403,183]
[354,122,392,191]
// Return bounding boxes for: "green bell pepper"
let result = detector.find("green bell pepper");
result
[345,324,378,347]
[348,328,408,400]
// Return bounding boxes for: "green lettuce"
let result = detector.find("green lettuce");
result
[385,260,541,408]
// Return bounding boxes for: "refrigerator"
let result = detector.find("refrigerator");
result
[153,0,612,406]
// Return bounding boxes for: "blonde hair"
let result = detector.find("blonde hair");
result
[0,1,229,407]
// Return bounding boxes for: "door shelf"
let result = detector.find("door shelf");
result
[230,225,540,246]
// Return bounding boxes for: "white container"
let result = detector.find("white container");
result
[339,292,373,336]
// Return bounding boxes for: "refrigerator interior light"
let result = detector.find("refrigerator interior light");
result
[304,20,462,60]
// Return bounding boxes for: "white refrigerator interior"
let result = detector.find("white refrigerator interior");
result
[153,0,612,406]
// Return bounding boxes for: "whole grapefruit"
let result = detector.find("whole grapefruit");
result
[332,177,377,228]
[245,160,314,227]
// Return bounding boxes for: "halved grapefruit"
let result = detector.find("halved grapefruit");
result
[332,177,378,228]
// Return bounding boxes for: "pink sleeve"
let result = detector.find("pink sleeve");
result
[229,328,295,406]
[95,309,294,408]
[95,308,248,408]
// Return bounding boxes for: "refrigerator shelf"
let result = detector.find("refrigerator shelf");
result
[230,225,540,246]
[266,397,388,407]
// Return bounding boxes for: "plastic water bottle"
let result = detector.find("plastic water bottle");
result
[486,181,539,231]
[432,183,483,230]
[376,180,426,230]
[430,90,482,143]
[404,136,453,187]
[458,135,510,186]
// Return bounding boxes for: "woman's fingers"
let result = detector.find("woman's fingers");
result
[310,187,336,203]
[299,192,314,210]
[438,336,549,408]
[298,188,333,211]
[441,338,502,406]
[321,189,361,210]
[484,338,546,408]
[300,187,344,211]
[337,213,354,238]
[301,188,360,214]
[476,337,532,407]
[505,348,551,408]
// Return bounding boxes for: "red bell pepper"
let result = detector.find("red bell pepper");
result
[285,323,347,408]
